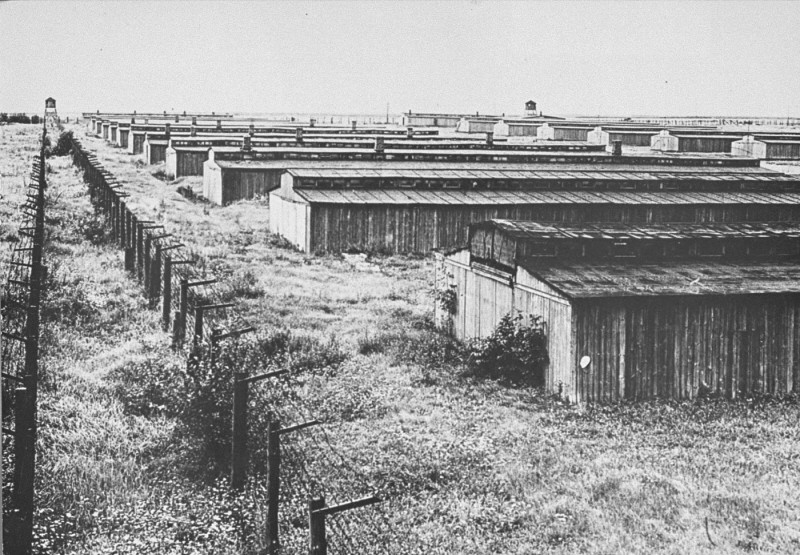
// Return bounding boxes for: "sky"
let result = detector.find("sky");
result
[1,1,799,118]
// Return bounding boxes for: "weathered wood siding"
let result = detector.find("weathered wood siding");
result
[203,162,223,204]
[269,193,310,251]
[678,137,735,153]
[766,142,800,160]
[145,144,167,165]
[220,168,282,205]
[554,128,589,141]
[132,134,146,155]
[515,268,574,400]
[609,132,657,147]
[305,203,800,254]
[439,252,574,400]
[509,124,540,137]
[572,295,800,403]
[119,129,129,149]
[167,150,208,177]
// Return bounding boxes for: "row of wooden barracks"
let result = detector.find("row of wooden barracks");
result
[83,108,800,404]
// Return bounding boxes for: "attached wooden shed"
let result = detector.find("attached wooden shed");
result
[651,130,740,153]
[456,117,501,134]
[436,219,800,404]
[537,123,594,141]
[587,127,660,147]
[493,120,542,137]
[732,136,800,160]
[143,134,170,164]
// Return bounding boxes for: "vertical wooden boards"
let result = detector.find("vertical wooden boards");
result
[568,295,800,403]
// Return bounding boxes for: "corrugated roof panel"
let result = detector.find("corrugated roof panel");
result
[521,260,800,298]
[290,189,800,206]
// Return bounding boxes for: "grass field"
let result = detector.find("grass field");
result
[2,123,799,554]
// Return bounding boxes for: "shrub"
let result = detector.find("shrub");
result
[151,168,171,182]
[435,285,458,315]
[357,332,386,356]
[176,329,347,478]
[466,313,549,386]
[74,214,107,245]
[177,184,195,200]
[46,130,73,157]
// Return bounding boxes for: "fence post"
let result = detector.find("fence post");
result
[124,247,135,272]
[126,209,133,249]
[136,222,144,279]
[231,370,249,491]
[11,385,34,554]
[111,197,118,243]
[177,278,188,345]
[172,310,183,348]
[144,234,152,291]
[309,497,327,555]
[119,201,127,247]
[194,305,205,349]
[265,415,281,554]
[162,255,172,330]
[149,243,161,309]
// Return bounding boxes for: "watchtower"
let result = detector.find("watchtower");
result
[45,97,59,126]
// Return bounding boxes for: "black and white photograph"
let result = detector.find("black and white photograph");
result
[2,1,800,553]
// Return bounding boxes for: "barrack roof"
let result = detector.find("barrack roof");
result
[520,260,800,298]
[474,219,800,240]
[286,167,794,183]
[293,188,800,206]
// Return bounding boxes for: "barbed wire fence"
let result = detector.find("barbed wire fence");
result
[69,134,411,554]
[2,117,53,555]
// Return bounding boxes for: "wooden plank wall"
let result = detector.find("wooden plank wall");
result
[509,125,540,137]
[177,151,208,177]
[221,168,282,205]
[678,137,734,153]
[555,128,590,141]
[609,132,656,147]
[515,271,574,401]
[767,143,800,160]
[203,163,223,204]
[150,145,167,164]
[306,203,800,254]
[132,134,146,155]
[269,193,310,250]
[572,295,800,403]
[441,253,574,399]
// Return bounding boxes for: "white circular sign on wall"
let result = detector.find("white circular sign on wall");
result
[579,356,591,369]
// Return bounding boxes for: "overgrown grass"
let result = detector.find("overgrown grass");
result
[17,124,800,554]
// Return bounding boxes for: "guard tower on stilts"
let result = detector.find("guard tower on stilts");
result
[45,97,59,127]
